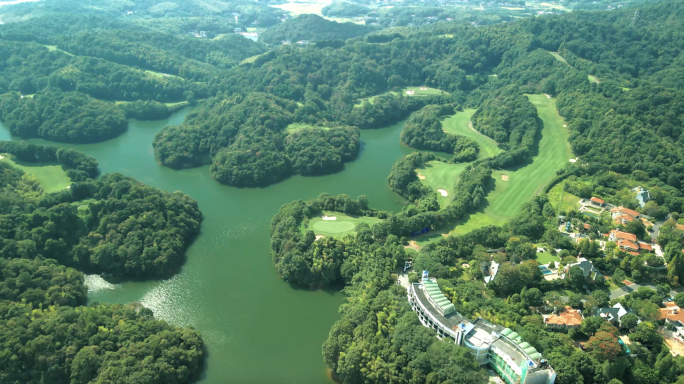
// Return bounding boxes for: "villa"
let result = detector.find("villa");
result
[609,230,653,255]
[611,206,641,225]
[408,279,556,384]
[598,303,631,327]
[660,302,684,338]
[544,306,584,331]
[632,187,650,208]
[563,257,601,282]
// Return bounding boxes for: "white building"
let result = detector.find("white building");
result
[408,280,556,384]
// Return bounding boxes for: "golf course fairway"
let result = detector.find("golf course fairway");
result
[448,95,574,236]
[417,161,470,207]
[441,109,502,159]
[0,155,71,193]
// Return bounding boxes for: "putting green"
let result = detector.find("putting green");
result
[306,211,383,237]
[0,154,71,194]
[312,220,355,233]
[447,95,574,236]
[441,109,502,159]
[355,86,448,107]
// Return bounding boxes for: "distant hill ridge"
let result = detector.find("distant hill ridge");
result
[259,14,373,44]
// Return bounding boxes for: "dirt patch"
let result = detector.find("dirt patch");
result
[623,280,634,286]
[416,172,426,180]
[665,337,684,356]
[501,175,509,181]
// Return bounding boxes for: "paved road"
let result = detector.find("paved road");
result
[610,283,659,300]
[609,283,681,300]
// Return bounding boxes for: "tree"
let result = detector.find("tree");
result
[613,268,627,284]
[625,220,647,240]
[586,331,621,361]
[568,265,587,290]
[629,322,663,346]
[620,313,638,330]
[580,316,606,336]
[592,290,610,308]
[522,287,544,307]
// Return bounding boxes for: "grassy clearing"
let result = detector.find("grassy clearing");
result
[355,86,447,107]
[448,95,574,236]
[285,123,329,133]
[441,109,502,159]
[44,45,74,56]
[588,75,600,84]
[240,52,269,65]
[548,51,570,66]
[547,183,580,213]
[0,154,71,193]
[417,161,470,207]
[144,70,180,79]
[324,16,365,24]
[307,211,383,237]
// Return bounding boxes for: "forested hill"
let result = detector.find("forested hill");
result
[0,144,205,383]
[259,14,375,44]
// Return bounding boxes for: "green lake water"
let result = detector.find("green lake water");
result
[0,109,413,384]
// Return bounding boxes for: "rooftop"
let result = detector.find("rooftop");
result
[660,303,684,323]
[413,283,464,329]
[545,306,583,326]
[611,230,637,242]
[591,197,605,204]
[611,206,640,218]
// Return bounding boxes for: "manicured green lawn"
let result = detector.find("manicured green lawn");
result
[417,160,470,207]
[307,211,383,237]
[547,183,580,213]
[441,109,502,159]
[536,252,561,265]
[448,95,574,236]
[0,154,71,194]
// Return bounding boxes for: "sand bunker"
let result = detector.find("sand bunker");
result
[321,215,337,220]
[0,155,4,159]
[545,94,552,98]
[315,235,325,241]
[406,90,415,95]
[420,87,427,90]
[437,188,448,197]
[462,263,470,268]
[501,175,509,181]
[563,124,567,127]
[569,158,577,163]
[416,172,426,180]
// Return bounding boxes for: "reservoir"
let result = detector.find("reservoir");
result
[0,108,412,384]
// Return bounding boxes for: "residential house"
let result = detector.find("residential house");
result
[482,258,499,285]
[609,230,653,255]
[611,206,641,225]
[598,303,630,327]
[660,302,684,338]
[632,187,650,208]
[563,257,602,282]
[590,197,605,207]
[544,306,584,331]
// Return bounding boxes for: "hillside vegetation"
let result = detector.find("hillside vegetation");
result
[259,14,374,44]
